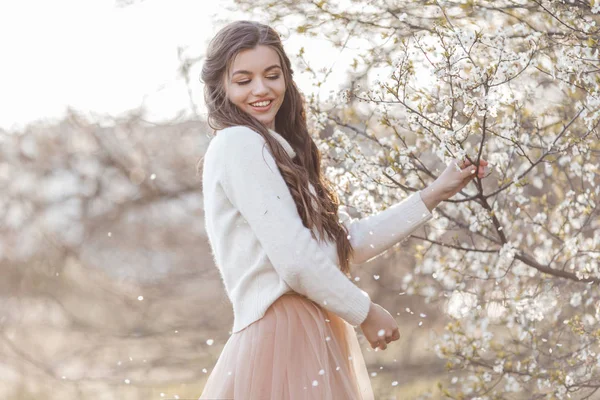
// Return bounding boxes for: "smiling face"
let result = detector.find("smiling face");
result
[225,45,286,130]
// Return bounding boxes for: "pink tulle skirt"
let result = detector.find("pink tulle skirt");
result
[199,292,374,399]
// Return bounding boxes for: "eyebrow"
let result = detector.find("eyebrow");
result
[231,65,282,77]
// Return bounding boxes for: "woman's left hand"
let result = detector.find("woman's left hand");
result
[438,157,488,200]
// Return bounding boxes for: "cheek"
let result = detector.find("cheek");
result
[227,86,248,108]
[275,82,286,101]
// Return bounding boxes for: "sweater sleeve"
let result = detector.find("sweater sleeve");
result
[215,126,371,327]
[338,191,434,266]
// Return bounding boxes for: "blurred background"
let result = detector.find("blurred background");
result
[2,0,599,399]
[0,1,445,399]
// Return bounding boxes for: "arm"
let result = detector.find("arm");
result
[419,181,444,212]
[216,126,371,327]
[338,191,435,265]
[339,156,488,266]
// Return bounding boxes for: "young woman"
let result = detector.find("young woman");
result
[199,20,487,400]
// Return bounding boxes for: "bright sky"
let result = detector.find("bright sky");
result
[0,0,349,131]
[0,0,209,129]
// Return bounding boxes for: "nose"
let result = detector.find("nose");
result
[251,78,269,97]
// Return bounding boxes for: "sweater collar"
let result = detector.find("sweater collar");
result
[268,129,297,158]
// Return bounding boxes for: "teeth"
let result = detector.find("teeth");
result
[251,100,271,107]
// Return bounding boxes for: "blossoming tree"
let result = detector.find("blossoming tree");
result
[226,1,600,397]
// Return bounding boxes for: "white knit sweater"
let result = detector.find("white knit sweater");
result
[201,126,434,333]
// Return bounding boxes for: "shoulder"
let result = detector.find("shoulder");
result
[213,125,267,150]
[204,125,275,175]
[204,126,266,165]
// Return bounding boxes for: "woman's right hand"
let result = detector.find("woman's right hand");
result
[360,302,400,350]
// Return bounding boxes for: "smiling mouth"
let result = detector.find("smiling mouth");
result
[249,100,272,107]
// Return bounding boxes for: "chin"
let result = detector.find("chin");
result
[253,115,276,128]
[262,119,275,128]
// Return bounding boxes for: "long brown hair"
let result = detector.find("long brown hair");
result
[200,20,354,274]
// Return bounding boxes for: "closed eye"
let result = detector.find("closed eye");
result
[236,75,281,86]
